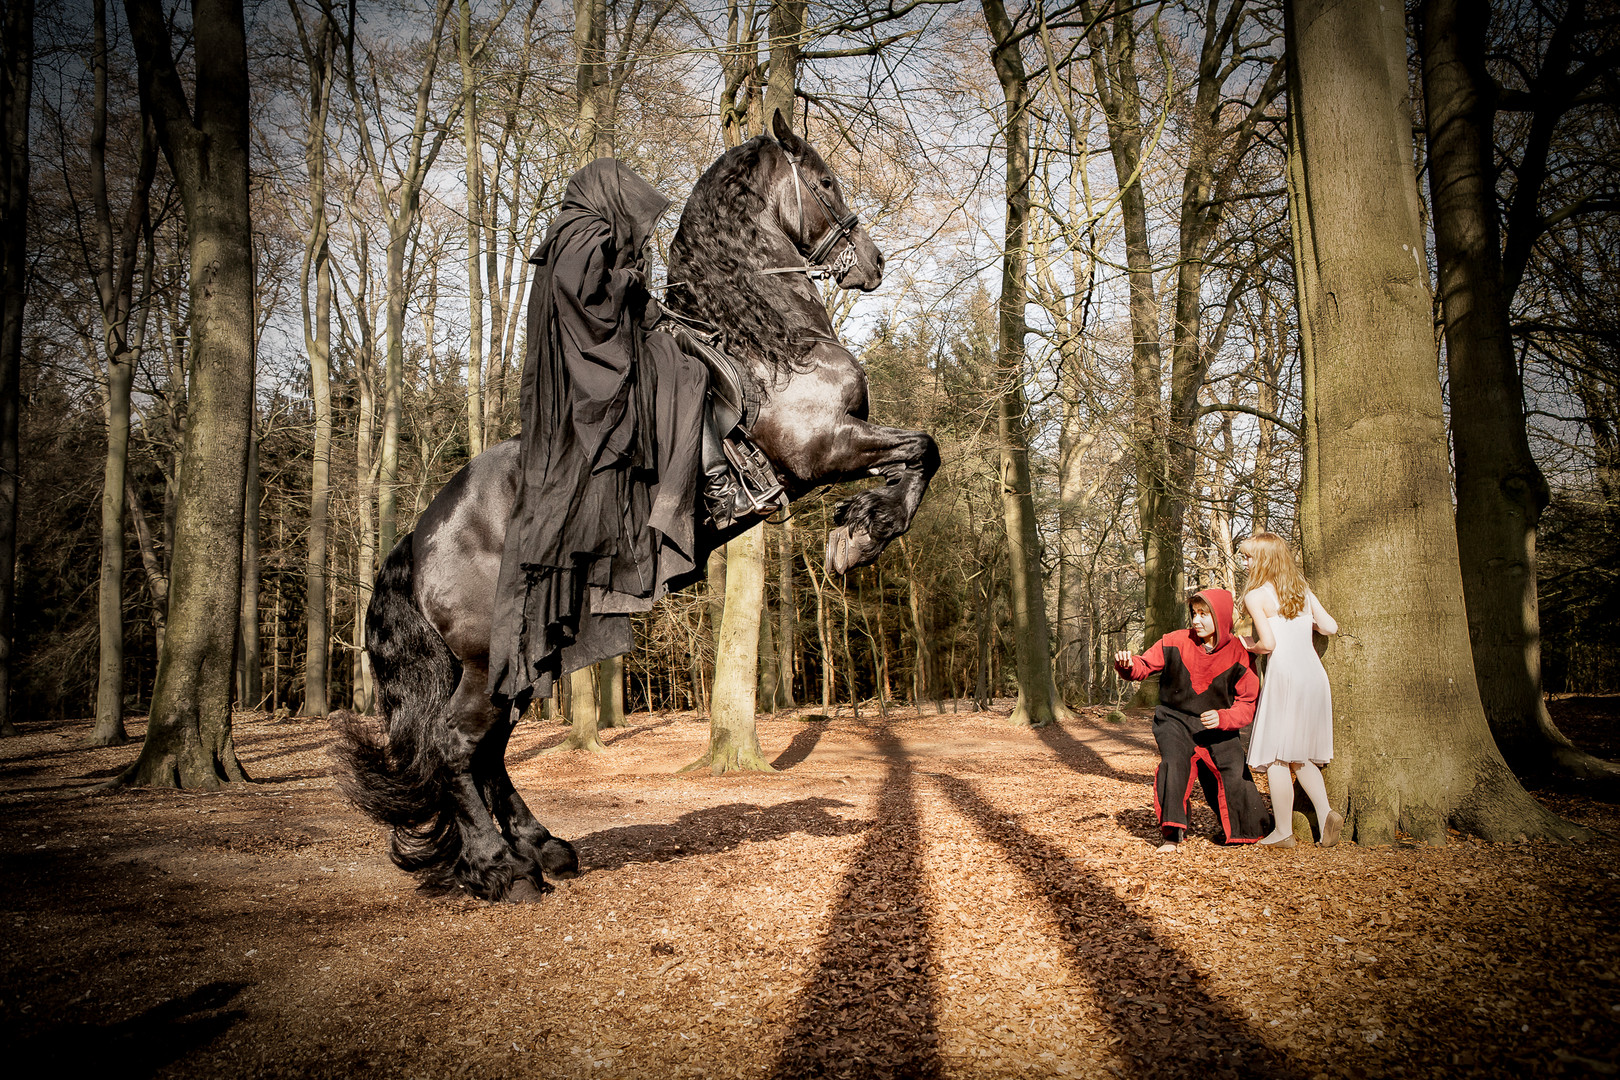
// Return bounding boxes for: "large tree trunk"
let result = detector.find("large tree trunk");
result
[1286,0,1581,843]
[685,523,773,773]
[982,0,1070,729]
[1419,0,1617,783]
[116,0,254,788]
[0,0,29,738]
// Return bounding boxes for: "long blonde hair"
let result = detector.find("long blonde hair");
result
[1240,532,1308,619]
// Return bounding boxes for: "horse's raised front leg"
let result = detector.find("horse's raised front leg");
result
[821,422,941,575]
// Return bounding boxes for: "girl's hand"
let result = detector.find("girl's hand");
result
[1199,710,1221,730]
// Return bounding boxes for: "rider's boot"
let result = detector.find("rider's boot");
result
[702,405,747,528]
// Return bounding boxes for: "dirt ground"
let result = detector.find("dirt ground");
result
[1,698,1617,1079]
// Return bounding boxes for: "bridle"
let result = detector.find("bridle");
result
[758,144,861,281]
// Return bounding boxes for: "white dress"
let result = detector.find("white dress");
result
[1246,585,1333,768]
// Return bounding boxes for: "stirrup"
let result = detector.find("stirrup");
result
[723,435,788,517]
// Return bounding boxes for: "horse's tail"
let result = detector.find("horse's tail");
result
[332,532,464,887]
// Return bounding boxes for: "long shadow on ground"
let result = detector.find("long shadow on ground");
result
[929,772,1300,1080]
[769,726,942,1080]
[3,980,249,1077]
[772,723,827,770]
[1034,719,1155,785]
[573,797,865,872]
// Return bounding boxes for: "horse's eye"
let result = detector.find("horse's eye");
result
[821,177,833,189]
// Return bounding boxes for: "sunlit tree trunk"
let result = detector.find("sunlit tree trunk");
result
[685,523,773,773]
[115,0,255,788]
[1287,0,1580,843]
[982,0,1070,728]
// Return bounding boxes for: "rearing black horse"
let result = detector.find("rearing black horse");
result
[336,116,939,902]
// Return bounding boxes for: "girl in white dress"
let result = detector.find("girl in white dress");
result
[1238,532,1342,849]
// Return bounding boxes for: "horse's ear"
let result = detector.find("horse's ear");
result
[770,107,798,149]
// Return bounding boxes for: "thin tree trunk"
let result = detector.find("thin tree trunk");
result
[599,653,626,728]
[457,0,484,458]
[777,517,796,706]
[983,0,1070,728]
[803,549,831,710]
[1286,0,1580,843]
[757,586,778,713]
[236,417,260,708]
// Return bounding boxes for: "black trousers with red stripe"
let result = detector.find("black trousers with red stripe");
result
[1151,708,1271,843]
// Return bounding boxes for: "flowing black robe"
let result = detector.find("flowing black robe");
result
[489,160,707,712]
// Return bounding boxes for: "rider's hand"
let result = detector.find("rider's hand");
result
[1199,710,1221,730]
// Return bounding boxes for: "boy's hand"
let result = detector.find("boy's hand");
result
[1199,710,1221,730]
[1112,651,1134,677]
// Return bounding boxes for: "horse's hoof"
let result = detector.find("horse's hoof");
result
[825,526,852,575]
[541,837,580,878]
[503,877,550,904]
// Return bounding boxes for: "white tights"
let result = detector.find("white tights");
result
[1265,761,1331,840]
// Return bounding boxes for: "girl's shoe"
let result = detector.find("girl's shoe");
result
[1320,810,1345,848]
[1259,832,1296,849]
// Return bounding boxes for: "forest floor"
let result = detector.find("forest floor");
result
[0,697,1617,1080]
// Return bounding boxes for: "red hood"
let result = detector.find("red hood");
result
[1190,588,1236,650]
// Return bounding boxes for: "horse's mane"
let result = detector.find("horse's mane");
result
[666,136,830,377]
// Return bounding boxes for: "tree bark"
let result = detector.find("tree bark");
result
[776,517,796,706]
[1286,0,1582,843]
[685,523,773,773]
[547,664,608,753]
[457,0,485,458]
[89,0,158,746]
[982,0,1070,728]
[1419,0,1616,782]
[115,0,255,788]
[236,416,261,708]
[0,0,29,738]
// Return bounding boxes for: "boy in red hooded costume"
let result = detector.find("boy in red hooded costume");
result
[1114,589,1272,851]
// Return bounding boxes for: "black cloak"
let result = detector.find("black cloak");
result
[488,160,707,712]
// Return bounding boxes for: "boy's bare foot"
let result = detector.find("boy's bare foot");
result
[1156,841,1180,853]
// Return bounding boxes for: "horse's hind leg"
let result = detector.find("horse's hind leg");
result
[441,665,552,901]
[474,718,580,880]
[823,424,941,574]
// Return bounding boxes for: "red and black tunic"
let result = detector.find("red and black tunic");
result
[1115,589,1272,842]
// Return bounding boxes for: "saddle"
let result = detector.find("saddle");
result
[654,315,788,527]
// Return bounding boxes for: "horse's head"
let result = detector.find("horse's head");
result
[770,111,885,292]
